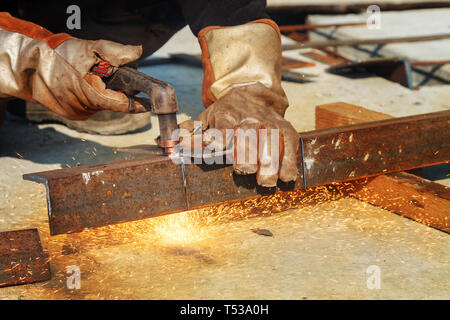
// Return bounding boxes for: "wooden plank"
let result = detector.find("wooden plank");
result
[285,31,309,43]
[315,102,450,233]
[352,172,450,232]
[316,102,393,130]
[281,56,315,69]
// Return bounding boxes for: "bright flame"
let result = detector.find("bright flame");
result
[151,211,208,244]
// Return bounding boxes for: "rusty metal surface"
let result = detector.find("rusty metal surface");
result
[0,228,50,287]
[301,110,450,187]
[185,159,305,210]
[24,156,187,235]
[24,156,305,235]
[23,110,449,235]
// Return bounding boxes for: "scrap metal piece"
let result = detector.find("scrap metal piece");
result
[0,229,50,287]
[23,110,449,235]
[281,70,315,83]
[251,228,274,237]
[327,58,413,89]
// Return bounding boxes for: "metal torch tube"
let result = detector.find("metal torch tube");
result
[157,113,179,154]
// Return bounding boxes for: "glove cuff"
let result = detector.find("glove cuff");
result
[198,19,289,116]
[0,12,72,49]
[0,12,143,119]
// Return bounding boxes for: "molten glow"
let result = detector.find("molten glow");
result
[151,212,208,244]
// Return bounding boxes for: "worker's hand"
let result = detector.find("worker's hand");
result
[0,13,146,120]
[177,19,299,187]
[180,83,300,187]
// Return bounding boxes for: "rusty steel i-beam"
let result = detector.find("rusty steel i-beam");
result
[23,110,450,235]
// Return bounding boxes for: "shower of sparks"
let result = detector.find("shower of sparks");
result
[7,178,449,300]
[149,211,209,244]
[29,182,355,256]
[4,181,381,300]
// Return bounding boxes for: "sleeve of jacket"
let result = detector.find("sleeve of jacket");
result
[0,12,72,102]
[0,12,144,120]
[176,0,269,36]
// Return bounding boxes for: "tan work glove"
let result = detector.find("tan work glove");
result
[180,20,300,187]
[0,12,146,120]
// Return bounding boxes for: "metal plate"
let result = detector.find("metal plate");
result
[0,228,50,287]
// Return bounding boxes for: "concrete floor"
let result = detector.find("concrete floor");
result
[0,27,449,299]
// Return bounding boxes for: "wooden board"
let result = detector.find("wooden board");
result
[316,102,393,130]
[315,102,450,233]
[281,56,316,69]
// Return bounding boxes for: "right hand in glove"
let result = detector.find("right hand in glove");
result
[180,19,300,187]
[180,83,300,187]
[0,12,146,120]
